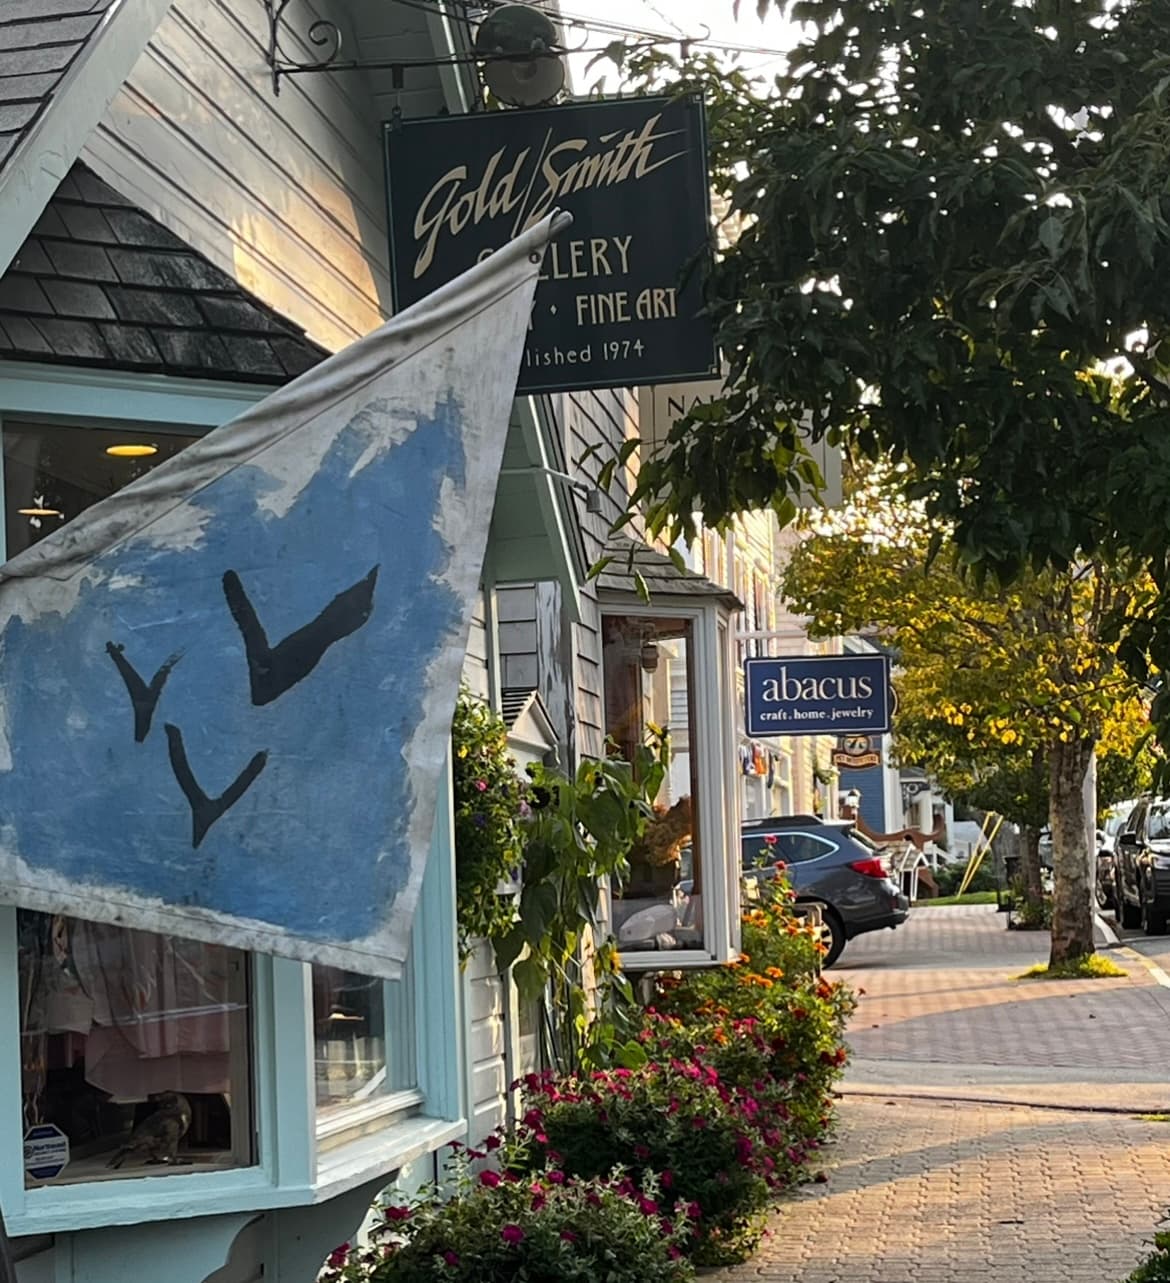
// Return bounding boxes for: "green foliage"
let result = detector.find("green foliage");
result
[615,2,1170,767]
[321,1151,692,1283]
[1128,1231,1170,1283]
[933,861,999,897]
[492,736,668,1073]
[1012,893,1054,931]
[917,891,999,907]
[451,692,528,960]
[650,880,856,1125]
[515,1064,770,1267]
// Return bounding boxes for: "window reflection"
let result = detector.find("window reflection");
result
[603,614,704,952]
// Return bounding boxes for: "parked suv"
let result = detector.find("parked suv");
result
[740,816,910,967]
[1114,798,1170,934]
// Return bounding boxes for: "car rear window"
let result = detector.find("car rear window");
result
[742,831,837,866]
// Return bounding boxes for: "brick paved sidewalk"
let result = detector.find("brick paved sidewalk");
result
[715,906,1170,1282]
[713,1096,1170,1283]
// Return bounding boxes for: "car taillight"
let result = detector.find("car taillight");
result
[849,857,888,879]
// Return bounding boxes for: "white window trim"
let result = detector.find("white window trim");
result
[600,598,741,971]
[0,367,467,1233]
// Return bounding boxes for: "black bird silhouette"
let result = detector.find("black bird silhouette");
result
[165,723,268,848]
[107,1091,192,1169]
[105,643,181,742]
[222,566,379,706]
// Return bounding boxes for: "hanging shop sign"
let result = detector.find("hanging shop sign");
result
[744,654,892,738]
[831,734,883,770]
[638,374,843,508]
[384,94,716,395]
[0,217,559,981]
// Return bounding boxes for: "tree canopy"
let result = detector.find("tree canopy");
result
[780,474,1153,953]
[622,0,1170,755]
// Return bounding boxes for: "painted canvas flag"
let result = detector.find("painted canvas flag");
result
[0,214,565,978]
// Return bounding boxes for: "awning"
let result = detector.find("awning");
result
[0,213,564,979]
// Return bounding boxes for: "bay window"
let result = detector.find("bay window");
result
[0,370,460,1234]
[599,590,741,970]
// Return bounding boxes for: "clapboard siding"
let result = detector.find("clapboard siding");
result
[461,593,491,700]
[560,386,643,762]
[81,0,444,352]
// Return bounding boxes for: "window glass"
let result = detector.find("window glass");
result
[777,833,837,864]
[6,421,256,1185]
[18,910,252,1185]
[313,955,416,1122]
[603,613,703,953]
[1148,805,1170,841]
[4,421,197,559]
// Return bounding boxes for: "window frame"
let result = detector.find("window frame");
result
[0,363,466,1234]
[599,597,741,971]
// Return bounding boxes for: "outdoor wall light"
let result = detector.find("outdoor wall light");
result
[640,632,660,672]
[845,788,862,812]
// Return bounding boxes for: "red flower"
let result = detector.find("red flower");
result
[547,1169,566,1185]
[638,1195,659,1215]
[500,1224,525,1245]
[633,1144,651,1161]
[479,1170,501,1187]
[327,1244,350,1268]
[686,1201,702,1219]
[763,834,778,845]
[442,1250,460,1266]
[485,1134,502,1151]
[560,1230,579,1243]
[385,1206,412,1222]
[661,1169,674,1189]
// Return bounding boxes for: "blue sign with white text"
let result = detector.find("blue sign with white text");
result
[744,654,892,738]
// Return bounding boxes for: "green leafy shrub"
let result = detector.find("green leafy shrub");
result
[1127,1230,1170,1282]
[319,1150,693,1283]
[933,859,998,896]
[513,1064,770,1266]
[649,876,856,1130]
[451,692,528,958]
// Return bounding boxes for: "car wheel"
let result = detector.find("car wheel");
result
[1142,887,1169,936]
[818,908,846,969]
[1121,893,1142,929]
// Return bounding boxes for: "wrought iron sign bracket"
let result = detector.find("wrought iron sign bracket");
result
[261,0,673,99]
[262,0,483,96]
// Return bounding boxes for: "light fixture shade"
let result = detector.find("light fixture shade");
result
[475,3,565,107]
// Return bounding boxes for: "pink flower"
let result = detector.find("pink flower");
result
[479,1170,501,1187]
[442,1250,460,1266]
[327,1244,350,1267]
[500,1224,525,1245]
[475,779,488,792]
[763,834,778,845]
[669,1246,683,1261]
[547,1169,565,1184]
[638,1195,659,1216]
[687,1201,702,1220]
[485,1134,502,1151]
[385,1206,412,1222]
[523,1108,544,1128]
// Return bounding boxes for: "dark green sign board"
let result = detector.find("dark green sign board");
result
[385,95,716,395]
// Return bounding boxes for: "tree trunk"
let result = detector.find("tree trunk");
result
[1021,826,1044,907]
[1048,736,1097,966]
